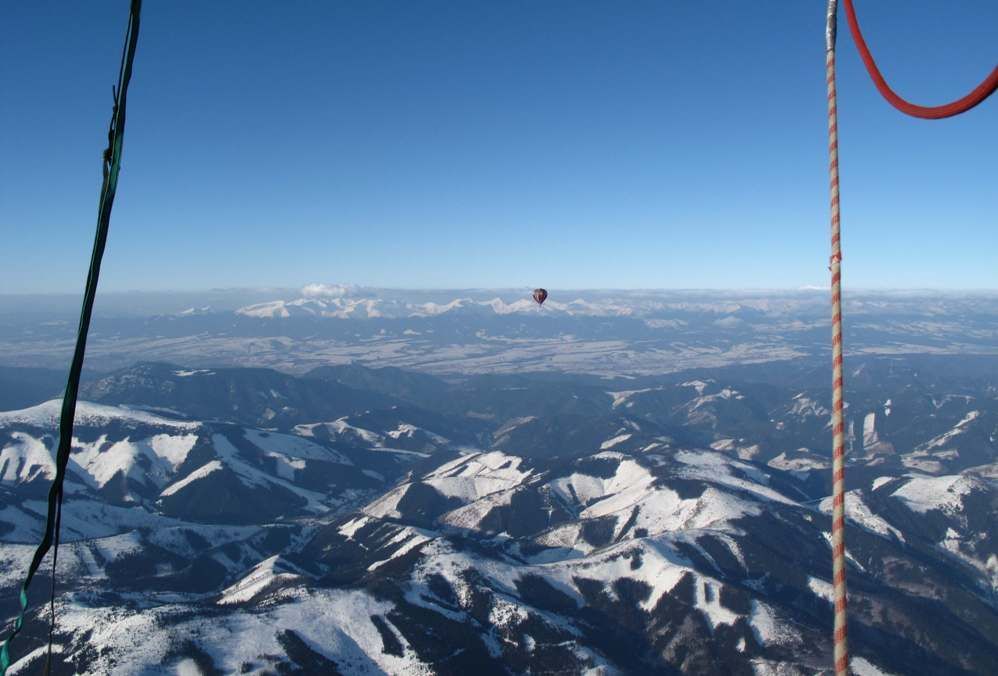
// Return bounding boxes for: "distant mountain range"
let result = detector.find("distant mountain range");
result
[1,288,996,376]
[1,355,996,673]
[234,294,633,319]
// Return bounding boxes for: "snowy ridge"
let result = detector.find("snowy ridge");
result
[919,410,981,450]
[218,555,307,605]
[245,428,352,465]
[788,392,829,419]
[819,489,904,541]
[206,434,331,512]
[51,588,431,675]
[364,451,530,521]
[0,399,199,430]
[1,428,200,498]
[160,460,223,497]
[387,423,447,446]
[71,433,199,496]
[294,418,380,445]
[607,388,654,409]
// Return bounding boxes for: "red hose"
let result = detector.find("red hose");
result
[843,0,998,119]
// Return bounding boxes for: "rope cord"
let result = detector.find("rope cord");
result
[0,2,142,673]
[843,0,998,119]
[825,2,849,675]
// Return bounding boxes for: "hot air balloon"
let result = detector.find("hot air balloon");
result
[532,288,548,306]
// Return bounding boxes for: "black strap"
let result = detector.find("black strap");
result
[1,2,142,672]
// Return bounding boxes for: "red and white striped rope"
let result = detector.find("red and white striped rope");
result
[826,1,849,674]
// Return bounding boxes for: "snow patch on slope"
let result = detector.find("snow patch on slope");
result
[424,451,530,502]
[892,474,978,514]
[0,432,54,483]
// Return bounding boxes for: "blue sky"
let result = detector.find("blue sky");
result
[1,1,995,293]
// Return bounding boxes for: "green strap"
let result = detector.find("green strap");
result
[1,2,142,672]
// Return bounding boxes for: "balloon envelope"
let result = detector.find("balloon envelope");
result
[532,288,548,305]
